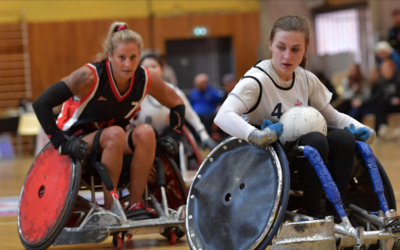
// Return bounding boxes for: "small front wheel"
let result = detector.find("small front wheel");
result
[168,231,177,245]
[113,235,123,250]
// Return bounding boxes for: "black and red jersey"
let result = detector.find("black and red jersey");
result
[56,60,150,136]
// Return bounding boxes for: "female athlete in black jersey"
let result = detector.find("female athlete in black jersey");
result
[33,22,185,213]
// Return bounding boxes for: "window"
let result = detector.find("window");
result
[315,9,361,62]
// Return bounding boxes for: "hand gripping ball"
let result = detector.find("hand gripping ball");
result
[279,106,327,145]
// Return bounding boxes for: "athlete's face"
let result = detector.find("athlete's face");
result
[269,30,309,81]
[108,41,140,83]
[141,58,163,78]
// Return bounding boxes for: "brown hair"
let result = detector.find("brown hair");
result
[96,21,144,61]
[269,15,310,68]
[348,63,364,83]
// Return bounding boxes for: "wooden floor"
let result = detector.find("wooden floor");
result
[0,140,399,250]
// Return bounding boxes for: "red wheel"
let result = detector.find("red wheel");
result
[18,142,81,250]
[168,231,177,245]
[113,235,123,250]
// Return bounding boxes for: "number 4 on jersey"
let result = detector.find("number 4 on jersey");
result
[271,103,283,119]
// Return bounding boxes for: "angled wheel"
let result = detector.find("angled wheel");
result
[182,125,202,170]
[148,149,188,210]
[345,155,396,250]
[186,138,290,250]
[18,142,81,250]
[346,155,396,211]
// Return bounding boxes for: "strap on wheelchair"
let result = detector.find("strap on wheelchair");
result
[87,129,115,192]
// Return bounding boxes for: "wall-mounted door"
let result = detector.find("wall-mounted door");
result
[166,37,234,92]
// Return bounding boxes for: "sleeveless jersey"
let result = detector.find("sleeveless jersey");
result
[134,83,173,136]
[56,60,150,135]
[230,60,332,126]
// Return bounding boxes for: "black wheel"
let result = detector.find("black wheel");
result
[18,143,81,250]
[345,155,396,250]
[186,138,290,250]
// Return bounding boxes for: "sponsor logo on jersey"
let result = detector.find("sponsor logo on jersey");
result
[295,99,303,107]
[98,96,107,101]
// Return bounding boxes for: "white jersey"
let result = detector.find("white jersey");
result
[230,60,332,126]
[135,82,210,141]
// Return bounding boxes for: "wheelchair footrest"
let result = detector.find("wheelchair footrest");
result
[125,209,157,221]
[270,216,336,250]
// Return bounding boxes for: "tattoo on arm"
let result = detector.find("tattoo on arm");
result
[64,67,94,97]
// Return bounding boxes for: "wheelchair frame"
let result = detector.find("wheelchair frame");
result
[186,137,400,250]
[18,143,188,250]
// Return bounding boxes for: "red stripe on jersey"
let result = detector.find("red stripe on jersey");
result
[56,64,98,130]
[106,60,135,102]
[56,99,81,130]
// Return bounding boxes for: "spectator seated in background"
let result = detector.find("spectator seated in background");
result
[335,63,370,115]
[314,71,338,103]
[375,41,400,72]
[388,9,400,55]
[349,67,380,122]
[189,73,224,135]
[221,73,237,102]
[354,59,400,137]
[211,73,238,142]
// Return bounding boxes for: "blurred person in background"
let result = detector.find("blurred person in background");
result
[354,59,400,137]
[375,41,400,72]
[335,63,370,115]
[32,21,185,214]
[136,54,217,150]
[189,73,224,135]
[372,59,400,137]
[211,73,238,142]
[314,71,337,103]
[221,73,237,101]
[349,67,380,122]
[388,9,400,55]
[160,54,178,87]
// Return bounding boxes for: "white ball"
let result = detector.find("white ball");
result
[279,106,327,145]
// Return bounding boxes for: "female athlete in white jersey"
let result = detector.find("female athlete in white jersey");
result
[137,54,217,150]
[215,15,376,218]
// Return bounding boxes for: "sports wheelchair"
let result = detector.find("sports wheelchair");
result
[17,133,188,250]
[186,128,400,250]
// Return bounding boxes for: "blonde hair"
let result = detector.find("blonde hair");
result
[96,21,144,61]
[269,15,310,68]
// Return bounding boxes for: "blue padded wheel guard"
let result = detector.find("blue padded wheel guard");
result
[303,146,347,219]
[355,141,389,214]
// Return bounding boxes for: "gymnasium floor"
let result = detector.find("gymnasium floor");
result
[0,140,399,250]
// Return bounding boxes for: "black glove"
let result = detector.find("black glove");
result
[158,135,179,156]
[59,137,88,160]
[50,131,88,160]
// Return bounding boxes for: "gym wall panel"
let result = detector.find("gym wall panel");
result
[0,1,258,24]
[28,12,259,99]
[151,0,259,16]
[0,1,149,23]
[152,12,260,82]
[28,18,150,99]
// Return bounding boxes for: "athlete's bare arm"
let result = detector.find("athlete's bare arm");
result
[61,66,94,99]
[147,70,184,108]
